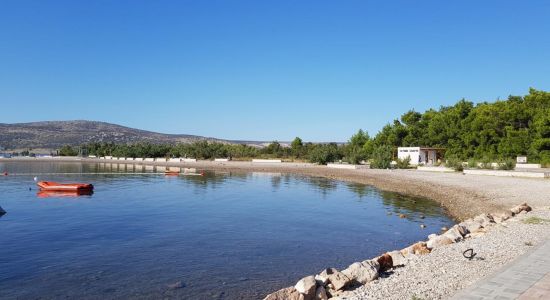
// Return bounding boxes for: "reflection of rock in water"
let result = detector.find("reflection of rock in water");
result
[0,205,6,216]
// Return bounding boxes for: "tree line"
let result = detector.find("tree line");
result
[73,139,346,164]
[60,88,550,167]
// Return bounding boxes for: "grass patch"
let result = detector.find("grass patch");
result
[523,216,550,225]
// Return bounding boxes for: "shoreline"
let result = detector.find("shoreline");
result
[3,157,550,299]
[4,157,550,221]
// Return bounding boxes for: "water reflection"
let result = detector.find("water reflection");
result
[37,190,94,198]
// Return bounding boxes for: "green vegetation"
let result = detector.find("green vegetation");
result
[308,143,343,165]
[396,156,411,169]
[497,158,516,170]
[369,88,550,165]
[59,145,78,156]
[370,145,393,169]
[64,88,550,167]
[445,156,464,171]
[522,216,550,225]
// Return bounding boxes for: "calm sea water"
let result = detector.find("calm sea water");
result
[0,162,454,299]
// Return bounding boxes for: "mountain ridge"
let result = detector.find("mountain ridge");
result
[0,120,267,150]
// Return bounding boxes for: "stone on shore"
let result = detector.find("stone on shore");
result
[442,225,465,242]
[510,203,532,215]
[460,220,483,233]
[315,285,328,300]
[493,211,513,223]
[295,275,316,299]
[377,253,393,272]
[453,223,469,236]
[341,260,379,286]
[427,235,454,249]
[412,242,431,255]
[388,250,407,266]
[263,287,302,300]
[318,268,350,291]
[401,241,430,256]
[314,274,328,286]
[473,213,495,227]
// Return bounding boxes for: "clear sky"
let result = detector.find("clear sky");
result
[1,0,549,142]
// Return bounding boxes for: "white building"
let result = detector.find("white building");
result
[397,147,443,166]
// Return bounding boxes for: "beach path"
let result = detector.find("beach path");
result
[452,237,550,299]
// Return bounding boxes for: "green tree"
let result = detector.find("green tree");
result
[291,137,304,157]
[59,145,78,156]
[370,145,393,169]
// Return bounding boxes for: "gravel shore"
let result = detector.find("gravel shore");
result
[340,208,550,300]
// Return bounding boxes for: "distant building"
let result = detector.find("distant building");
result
[397,147,444,166]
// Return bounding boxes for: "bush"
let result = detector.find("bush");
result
[479,157,494,169]
[446,156,464,171]
[540,151,550,168]
[308,145,340,165]
[497,158,516,170]
[344,146,367,165]
[370,145,393,169]
[396,156,411,169]
[467,158,478,169]
[59,145,78,156]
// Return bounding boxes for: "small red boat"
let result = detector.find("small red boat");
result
[37,181,94,192]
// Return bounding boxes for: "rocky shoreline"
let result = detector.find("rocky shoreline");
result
[264,203,548,300]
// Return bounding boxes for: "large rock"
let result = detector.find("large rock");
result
[388,250,407,266]
[453,223,469,236]
[295,275,316,299]
[460,220,483,233]
[473,213,495,227]
[376,253,393,272]
[493,211,513,223]
[318,268,350,291]
[315,285,328,300]
[401,242,430,257]
[442,225,464,242]
[412,241,430,255]
[341,260,379,286]
[510,203,532,215]
[264,287,303,300]
[314,274,328,286]
[427,235,454,249]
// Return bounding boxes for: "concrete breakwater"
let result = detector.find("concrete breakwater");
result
[264,203,533,300]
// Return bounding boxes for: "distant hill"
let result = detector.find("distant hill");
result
[0,120,263,150]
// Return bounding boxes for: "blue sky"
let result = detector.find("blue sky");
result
[1,0,549,142]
